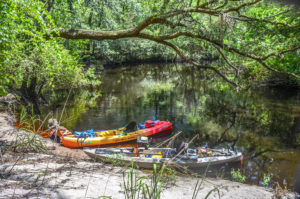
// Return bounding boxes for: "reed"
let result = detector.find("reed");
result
[123,161,166,199]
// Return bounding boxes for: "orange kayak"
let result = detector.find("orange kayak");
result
[61,120,172,148]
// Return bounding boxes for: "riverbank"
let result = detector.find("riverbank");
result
[0,110,295,198]
[0,152,277,199]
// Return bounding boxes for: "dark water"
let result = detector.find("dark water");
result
[44,63,300,190]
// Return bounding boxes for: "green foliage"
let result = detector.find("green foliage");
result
[141,79,175,95]
[102,153,125,166]
[98,196,112,199]
[12,106,47,153]
[19,105,42,131]
[0,1,17,96]
[0,143,7,155]
[12,132,47,153]
[142,164,165,199]
[123,163,165,199]
[83,0,299,81]
[0,0,98,102]
[231,169,246,183]
[123,163,145,199]
[1,0,299,101]
[34,172,46,185]
[45,89,102,129]
[262,174,271,187]
[50,0,175,64]
[161,167,177,186]
[80,67,101,87]
[221,1,300,81]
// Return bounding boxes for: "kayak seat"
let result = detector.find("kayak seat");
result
[74,129,95,138]
[138,123,146,129]
[125,121,137,133]
[176,141,186,154]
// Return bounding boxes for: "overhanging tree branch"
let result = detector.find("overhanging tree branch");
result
[150,31,300,79]
[233,14,296,27]
[262,46,300,60]
[138,33,238,85]
[224,0,263,13]
[214,45,239,76]
[52,0,300,83]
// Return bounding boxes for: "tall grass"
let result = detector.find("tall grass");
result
[123,162,166,199]
[18,106,40,132]
[12,106,47,152]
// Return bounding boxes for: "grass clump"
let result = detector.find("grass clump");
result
[161,167,177,186]
[261,174,271,187]
[123,162,165,199]
[102,153,125,166]
[12,106,47,153]
[231,168,246,183]
[12,132,47,153]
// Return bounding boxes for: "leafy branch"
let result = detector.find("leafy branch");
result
[53,0,300,85]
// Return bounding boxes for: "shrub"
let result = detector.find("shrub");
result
[231,169,246,183]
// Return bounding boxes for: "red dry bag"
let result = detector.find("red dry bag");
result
[145,120,154,128]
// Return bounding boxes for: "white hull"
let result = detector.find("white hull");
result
[84,147,242,169]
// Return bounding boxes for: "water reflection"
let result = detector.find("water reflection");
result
[43,63,300,189]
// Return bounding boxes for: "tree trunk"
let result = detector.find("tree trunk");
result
[290,116,300,146]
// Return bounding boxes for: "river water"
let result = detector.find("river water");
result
[44,63,300,190]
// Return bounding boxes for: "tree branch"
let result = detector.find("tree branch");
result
[214,45,239,76]
[151,31,300,79]
[262,46,300,60]
[215,0,229,10]
[263,9,291,19]
[198,0,218,8]
[138,33,237,86]
[233,14,296,27]
[53,0,299,82]
[57,28,137,40]
[224,0,263,13]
